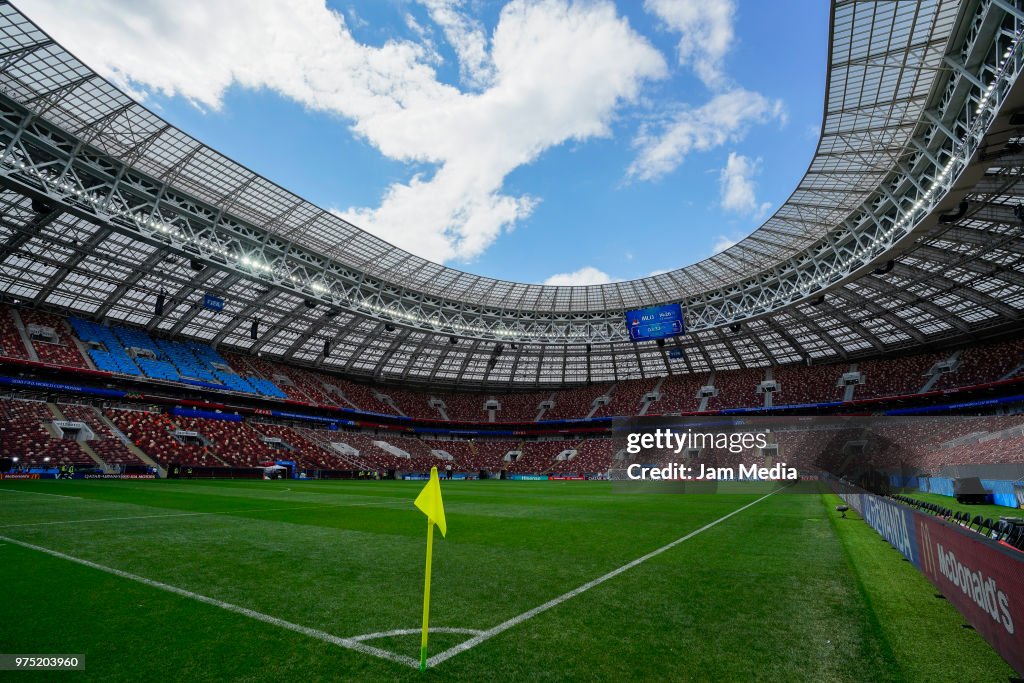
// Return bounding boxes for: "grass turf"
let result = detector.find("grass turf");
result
[0,480,1016,681]
[893,490,1022,522]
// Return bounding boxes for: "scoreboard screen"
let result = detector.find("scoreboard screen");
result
[625,303,684,341]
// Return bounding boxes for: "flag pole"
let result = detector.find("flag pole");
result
[420,517,435,671]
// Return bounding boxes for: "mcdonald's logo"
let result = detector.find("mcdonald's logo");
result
[919,518,937,577]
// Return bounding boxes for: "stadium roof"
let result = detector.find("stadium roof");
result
[1,0,1024,387]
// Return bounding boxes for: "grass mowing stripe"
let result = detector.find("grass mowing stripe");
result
[0,488,83,499]
[428,485,786,667]
[0,533,421,670]
[0,499,409,529]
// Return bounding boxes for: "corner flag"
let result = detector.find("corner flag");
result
[415,466,447,537]
[415,466,446,671]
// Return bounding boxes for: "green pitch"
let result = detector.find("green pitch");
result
[0,480,1014,681]
[892,489,1022,523]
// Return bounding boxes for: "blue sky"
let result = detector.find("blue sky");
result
[22,0,828,285]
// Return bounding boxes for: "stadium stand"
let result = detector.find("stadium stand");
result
[57,403,148,467]
[426,439,476,469]
[549,439,615,474]
[0,307,29,359]
[855,352,948,399]
[171,416,279,468]
[435,391,488,422]
[774,363,844,405]
[383,387,439,419]
[493,390,550,422]
[156,338,218,382]
[70,317,143,376]
[706,368,765,410]
[648,373,706,414]
[465,440,519,470]
[507,441,570,473]
[592,379,659,418]
[330,377,397,414]
[291,427,376,469]
[19,309,89,368]
[106,408,217,468]
[932,338,1024,390]
[6,306,1024,429]
[545,383,614,420]
[0,398,94,467]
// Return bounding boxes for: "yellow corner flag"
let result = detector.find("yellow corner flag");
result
[415,466,446,671]
[415,465,447,537]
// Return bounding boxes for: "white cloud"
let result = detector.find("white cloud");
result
[644,0,735,88]
[628,88,784,181]
[718,152,770,218]
[346,7,368,30]
[419,0,495,88]
[543,266,615,286]
[711,235,738,254]
[20,0,665,264]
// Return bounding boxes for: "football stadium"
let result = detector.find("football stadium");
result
[2,0,1024,680]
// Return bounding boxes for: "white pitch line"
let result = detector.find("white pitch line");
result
[349,627,483,643]
[0,488,83,499]
[427,487,785,667]
[0,533,420,669]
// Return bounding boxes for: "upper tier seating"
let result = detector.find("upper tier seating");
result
[155,338,218,382]
[774,363,845,405]
[648,373,706,414]
[0,306,29,360]
[493,390,550,422]
[706,368,765,410]
[330,377,397,414]
[932,338,1024,390]
[70,317,142,376]
[436,391,488,422]
[383,387,439,419]
[856,352,947,399]
[7,307,1024,423]
[19,310,89,368]
[592,379,658,418]
[66,317,285,396]
[545,383,614,420]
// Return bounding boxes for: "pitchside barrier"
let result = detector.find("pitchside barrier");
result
[911,476,1021,508]
[833,481,1024,675]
